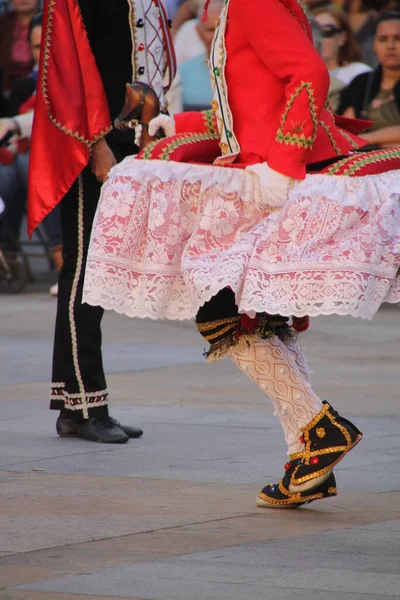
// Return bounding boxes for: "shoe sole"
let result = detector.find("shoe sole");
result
[57,430,128,443]
[289,433,362,493]
[256,497,303,509]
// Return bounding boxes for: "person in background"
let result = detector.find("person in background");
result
[342,0,386,66]
[304,0,336,10]
[0,0,40,98]
[170,0,203,36]
[0,13,62,294]
[0,0,10,15]
[167,0,222,114]
[314,6,372,110]
[172,3,208,66]
[339,10,400,147]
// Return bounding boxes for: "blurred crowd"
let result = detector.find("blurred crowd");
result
[0,0,399,292]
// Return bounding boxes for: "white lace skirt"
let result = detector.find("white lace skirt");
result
[83,157,400,320]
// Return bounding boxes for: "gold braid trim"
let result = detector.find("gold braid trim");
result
[288,403,362,485]
[201,109,218,136]
[41,0,112,150]
[258,481,325,506]
[127,0,138,81]
[160,133,219,160]
[202,323,240,342]
[197,316,240,333]
[338,128,360,149]
[276,81,318,149]
[290,440,361,486]
[326,148,400,176]
[319,120,341,156]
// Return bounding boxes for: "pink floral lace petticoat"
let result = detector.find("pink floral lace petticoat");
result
[82,158,400,320]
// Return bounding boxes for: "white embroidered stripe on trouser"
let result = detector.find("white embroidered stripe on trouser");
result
[229,335,323,455]
[67,175,89,418]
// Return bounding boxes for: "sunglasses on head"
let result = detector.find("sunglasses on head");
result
[321,25,343,38]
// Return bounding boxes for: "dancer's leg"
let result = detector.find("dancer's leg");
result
[229,336,322,456]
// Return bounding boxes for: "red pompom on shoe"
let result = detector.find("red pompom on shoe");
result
[240,314,259,331]
[292,316,310,333]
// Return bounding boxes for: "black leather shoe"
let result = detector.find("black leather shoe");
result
[108,417,143,439]
[56,412,129,444]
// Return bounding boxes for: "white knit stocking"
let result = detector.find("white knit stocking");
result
[229,336,323,455]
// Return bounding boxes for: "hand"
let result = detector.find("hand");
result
[0,118,18,146]
[246,163,299,207]
[148,114,176,138]
[90,139,117,183]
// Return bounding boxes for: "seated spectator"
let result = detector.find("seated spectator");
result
[314,7,372,110]
[343,0,385,67]
[167,0,222,114]
[0,13,62,295]
[171,0,204,37]
[172,5,207,66]
[0,0,40,100]
[304,0,337,9]
[338,11,400,148]
[0,0,10,15]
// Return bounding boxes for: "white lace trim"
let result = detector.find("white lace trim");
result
[83,160,400,321]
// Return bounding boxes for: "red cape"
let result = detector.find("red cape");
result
[27,0,112,235]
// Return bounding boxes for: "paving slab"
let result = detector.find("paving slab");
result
[14,535,400,598]
[0,291,399,599]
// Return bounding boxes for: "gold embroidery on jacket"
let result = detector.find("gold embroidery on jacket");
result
[202,109,219,136]
[41,0,112,149]
[276,81,318,148]
[318,121,341,155]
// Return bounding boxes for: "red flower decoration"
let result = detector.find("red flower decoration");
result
[240,314,259,331]
[292,316,310,333]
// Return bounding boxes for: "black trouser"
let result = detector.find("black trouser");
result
[50,139,133,419]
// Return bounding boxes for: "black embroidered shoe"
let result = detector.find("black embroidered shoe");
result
[257,464,337,509]
[56,411,143,441]
[56,412,129,444]
[288,401,362,493]
[108,417,143,439]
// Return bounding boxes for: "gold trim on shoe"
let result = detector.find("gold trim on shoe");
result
[289,435,362,491]
[288,402,362,492]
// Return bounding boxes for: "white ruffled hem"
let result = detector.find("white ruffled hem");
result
[83,159,400,321]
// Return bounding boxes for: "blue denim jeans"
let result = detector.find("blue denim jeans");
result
[0,152,61,248]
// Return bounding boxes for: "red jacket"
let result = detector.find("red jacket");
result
[176,0,367,179]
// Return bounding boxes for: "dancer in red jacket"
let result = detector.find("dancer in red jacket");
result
[83,0,400,506]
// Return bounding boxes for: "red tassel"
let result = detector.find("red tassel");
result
[202,0,211,22]
[292,316,310,333]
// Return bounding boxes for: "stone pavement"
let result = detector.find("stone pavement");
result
[0,289,399,600]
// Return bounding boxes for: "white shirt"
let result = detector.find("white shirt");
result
[332,62,372,86]
[173,19,205,66]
